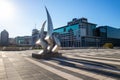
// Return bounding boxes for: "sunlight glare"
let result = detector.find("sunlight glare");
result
[0,0,15,20]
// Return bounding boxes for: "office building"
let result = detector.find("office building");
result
[96,26,120,46]
[15,36,32,46]
[0,30,9,46]
[32,29,39,46]
[54,18,99,47]
[9,38,16,45]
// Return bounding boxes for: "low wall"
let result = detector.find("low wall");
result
[0,47,33,51]
[61,47,120,50]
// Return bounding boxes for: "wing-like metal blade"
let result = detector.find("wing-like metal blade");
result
[36,21,48,51]
[39,21,46,38]
[45,7,54,44]
[52,35,61,52]
[45,6,53,35]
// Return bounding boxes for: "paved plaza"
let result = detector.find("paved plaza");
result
[0,49,120,80]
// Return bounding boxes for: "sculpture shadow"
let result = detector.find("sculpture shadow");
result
[43,56,120,79]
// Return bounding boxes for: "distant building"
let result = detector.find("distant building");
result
[0,30,9,46]
[96,26,120,46]
[15,36,32,46]
[9,38,16,45]
[54,18,98,47]
[32,29,39,46]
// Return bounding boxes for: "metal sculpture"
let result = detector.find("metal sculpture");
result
[35,7,61,55]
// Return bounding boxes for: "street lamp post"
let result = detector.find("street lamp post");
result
[96,38,99,52]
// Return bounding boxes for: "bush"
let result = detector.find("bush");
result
[103,43,113,49]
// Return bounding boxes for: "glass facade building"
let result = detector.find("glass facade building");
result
[96,26,120,39]
[54,18,98,47]
[96,26,120,46]
[15,36,32,46]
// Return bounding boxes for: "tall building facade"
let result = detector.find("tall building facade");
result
[32,29,39,46]
[0,30,9,46]
[54,18,98,47]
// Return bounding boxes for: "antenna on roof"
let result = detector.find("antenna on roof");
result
[35,24,36,29]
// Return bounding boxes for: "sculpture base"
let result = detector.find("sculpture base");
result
[32,52,62,59]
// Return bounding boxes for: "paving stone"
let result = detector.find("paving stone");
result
[21,74,33,78]
[33,73,51,80]
[7,72,19,78]
[7,76,22,80]
[22,77,36,80]
[0,74,7,79]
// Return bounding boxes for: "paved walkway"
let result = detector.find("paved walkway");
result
[0,49,120,80]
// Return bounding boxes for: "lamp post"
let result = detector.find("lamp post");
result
[96,38,99,52]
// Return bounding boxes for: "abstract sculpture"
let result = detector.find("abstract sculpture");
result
[32,7,61,59]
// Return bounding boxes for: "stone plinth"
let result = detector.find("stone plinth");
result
[32,53,62,59]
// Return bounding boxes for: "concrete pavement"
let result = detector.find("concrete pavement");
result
[0,49,120,80]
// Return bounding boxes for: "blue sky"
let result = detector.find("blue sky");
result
[0,0,120,37]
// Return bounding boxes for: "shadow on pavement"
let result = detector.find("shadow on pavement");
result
[43,56,120,79]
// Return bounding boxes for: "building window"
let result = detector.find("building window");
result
[64,27,66,32]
